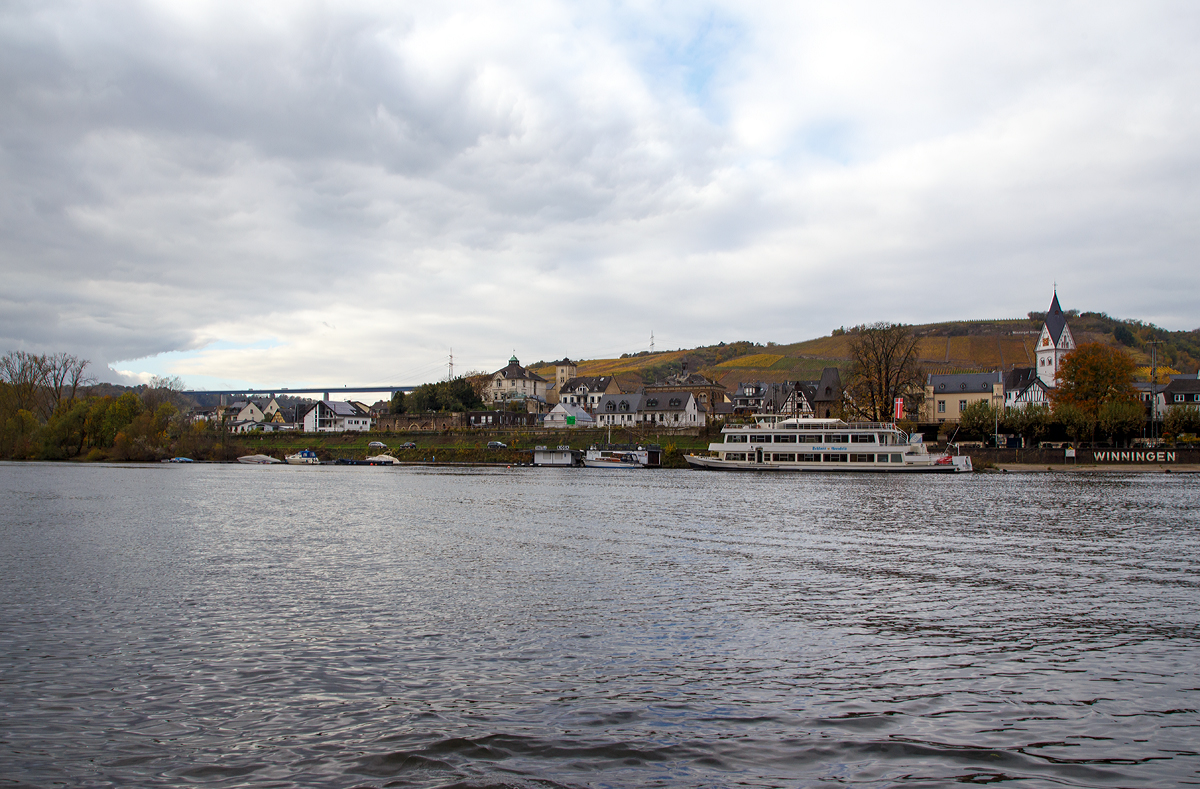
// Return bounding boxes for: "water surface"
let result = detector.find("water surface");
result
[1,463,1198,787]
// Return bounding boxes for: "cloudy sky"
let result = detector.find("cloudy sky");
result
[2,1,1198,389]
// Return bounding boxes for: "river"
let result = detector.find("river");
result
[1,462,1197,787]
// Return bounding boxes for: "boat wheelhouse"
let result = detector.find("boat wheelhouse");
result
[685,416,971,473]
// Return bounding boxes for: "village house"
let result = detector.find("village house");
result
[544,402,595,428]
[1003,367,1050,409]
[593,392,702,428]
[924,371,1004,423]
[485,355,547,412]
[555,375,623,412]
[642,360,726,420]
[297,400,373,432]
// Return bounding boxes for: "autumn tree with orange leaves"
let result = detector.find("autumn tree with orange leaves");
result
[1053,342,1139,419]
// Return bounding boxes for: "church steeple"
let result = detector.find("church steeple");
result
[1036,289,1074,387]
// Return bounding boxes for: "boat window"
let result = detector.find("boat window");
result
[724,452,746,461]
[850,453,874,463]
[798,434,822,443]
[876,454,889,463]
[825,434,850,443]
[850,434,876,443]
[801,453,820,462]
[823,453,848,462]
[725,434,748,443]
[772,453,796,462]
[774,435,796,443]
[892,454,904,462]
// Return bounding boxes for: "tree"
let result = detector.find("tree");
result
[1164,404,1200,437]
[959,401,1001,442]
[142,375,187,413]
[390,390,407,414]
[43,353,91,412]
[1054,402,1095,445]
[1097,400,1144,446]
[1003,403,1052,447]
[844,323,923,421]
[1054,342,1139,419]
[0,351,48,415]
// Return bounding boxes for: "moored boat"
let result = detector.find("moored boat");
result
[238,454,282,464]
[583,449,647,468]
[285,449,320,465]
[685,416,971,473]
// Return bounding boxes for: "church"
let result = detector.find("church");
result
[1036,291,1075,388]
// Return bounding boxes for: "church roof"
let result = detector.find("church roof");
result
[1045,292,1068,344]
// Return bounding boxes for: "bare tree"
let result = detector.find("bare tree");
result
[43,353,92,413]
[142,375,188,412]
[844,323,923,422]
[0,351,48,415]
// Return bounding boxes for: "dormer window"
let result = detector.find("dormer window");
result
[669,398,681,407]
[619,400,629,412]
[646,398,659,407]
[605,401,615,412]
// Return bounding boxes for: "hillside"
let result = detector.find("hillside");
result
[532,312,1200,391]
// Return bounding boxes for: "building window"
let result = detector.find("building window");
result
[937,400,946,413]
[959,400,967,412]
[1176,394,1185,403]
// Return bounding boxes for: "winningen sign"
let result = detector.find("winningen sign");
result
[1093,451,1177,463]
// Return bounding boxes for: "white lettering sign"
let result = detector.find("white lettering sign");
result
[1092,451,1176,462]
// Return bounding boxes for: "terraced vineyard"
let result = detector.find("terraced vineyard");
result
[532,312,1199,392]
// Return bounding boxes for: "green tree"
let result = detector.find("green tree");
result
[844,322,923,421]
[1054,402,1095,445]
[1097,400,1144,446]
[390,390,407,414]
[1003,403,1052,447]
[959,401,1001,443]
[1054,342,1139,419]
[1164,404,1200,437]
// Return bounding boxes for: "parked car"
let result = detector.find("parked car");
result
[398,441,417,449]
[487,441,507,450]
[368,441,387,450]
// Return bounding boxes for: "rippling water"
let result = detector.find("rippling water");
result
[1,462,1198,787]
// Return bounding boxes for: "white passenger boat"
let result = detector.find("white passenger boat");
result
[685,416,972,473]
[238,454,282,464]
[285,449,320,465]
[583,449,648,468]
[364,454,399,465]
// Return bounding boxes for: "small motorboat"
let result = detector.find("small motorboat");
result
[365,455,400,465]
[163,457,195,463]
[238,454,282,464]
[285,449,320,465]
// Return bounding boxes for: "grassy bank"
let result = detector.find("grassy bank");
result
[229,428,713,464]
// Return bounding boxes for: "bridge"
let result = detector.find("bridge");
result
[184,385,417,401]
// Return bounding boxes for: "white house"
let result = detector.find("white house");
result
[544,402,595,428]
[1003,367,1051,410]
[593,392,701,428]
[299,401,373,432]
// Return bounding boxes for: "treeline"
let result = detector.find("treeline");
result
[0,351,245,461]
[389,375,488,414]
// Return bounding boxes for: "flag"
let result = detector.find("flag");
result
[894,397,904,419]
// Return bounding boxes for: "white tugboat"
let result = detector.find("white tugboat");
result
[685,416,971,473]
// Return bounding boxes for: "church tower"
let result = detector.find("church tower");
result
[1036,291,1075,387]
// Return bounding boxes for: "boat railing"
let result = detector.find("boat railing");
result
[725,421,901,431]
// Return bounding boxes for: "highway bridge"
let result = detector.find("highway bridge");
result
[184,385,416,400]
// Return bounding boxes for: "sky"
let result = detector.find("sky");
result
[2,1,1199,390]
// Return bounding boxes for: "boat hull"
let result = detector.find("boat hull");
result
[582,459,643,468]
[238,454,281,464]
[684,454,971,473]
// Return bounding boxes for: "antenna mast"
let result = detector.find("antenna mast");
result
[448,348,454,381]
[650,330,655,354]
